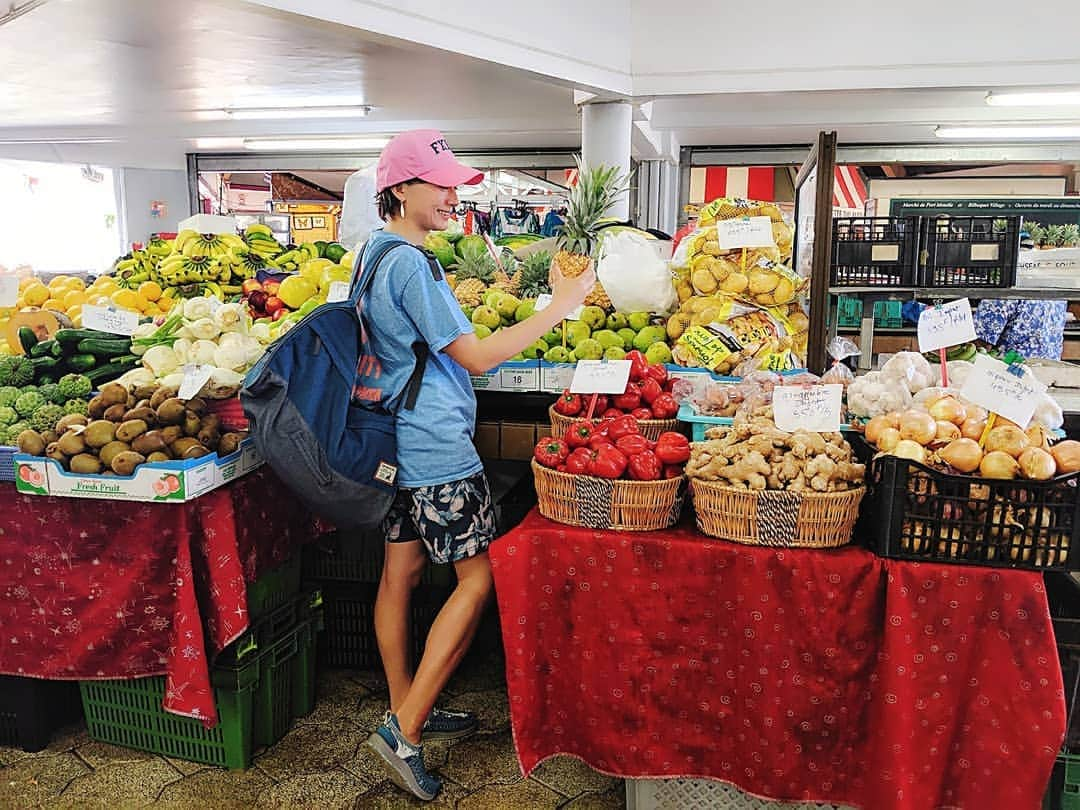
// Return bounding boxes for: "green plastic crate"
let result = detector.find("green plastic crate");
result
[873,300,904,329]
[835,296,863,328]
[1064,752,1080,809]
[246,554,303,621]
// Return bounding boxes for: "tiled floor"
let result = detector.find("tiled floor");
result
[0,650,626,809]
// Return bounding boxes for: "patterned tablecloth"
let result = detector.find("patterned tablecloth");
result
[491,510,1065,810]
[0,467,319,725]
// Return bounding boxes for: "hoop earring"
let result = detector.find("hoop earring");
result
[400,200,406,220]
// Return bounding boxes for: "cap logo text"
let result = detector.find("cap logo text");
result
[429,139,450,155]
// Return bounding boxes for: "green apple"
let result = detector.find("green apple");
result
[471,305,501,331]
[564,320,592,348]
[633,325,668,352]
[473,323,493,339]
[617,328,637,350]
[606,312,629,331]
[645,342,673,366]
[574,338,604,360]
[627,311,651,332]
[543,345,571,363]
[515,299,536,322]
[579,305,607,331]
[522,339,549,359]
[592,329,623,350]
[603,346,627,360]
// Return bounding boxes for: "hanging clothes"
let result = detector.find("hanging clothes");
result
[541,209,565,237]
[492,206,540,238]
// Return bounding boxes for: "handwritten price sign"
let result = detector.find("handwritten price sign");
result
[570,360,632,394]
[772,384,844,432]
[917,298,977,353]
[82,304,139,336]
[716,216,776,250]
[960,353,1046,428]
[178,364,214,401]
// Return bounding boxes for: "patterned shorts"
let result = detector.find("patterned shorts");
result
[382,472,497,565]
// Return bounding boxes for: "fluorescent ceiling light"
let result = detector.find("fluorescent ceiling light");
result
[986,90,1080,107]
[935,125,1080,139]
[194,137,244,149]
[242,137,389,151]
[225,105,373,120]
[0,137,118,144]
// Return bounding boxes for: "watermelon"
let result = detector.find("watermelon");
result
[455,234,489,264]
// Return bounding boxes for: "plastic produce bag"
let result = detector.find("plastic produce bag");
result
[595,230,676,314]
[821,336,861,387]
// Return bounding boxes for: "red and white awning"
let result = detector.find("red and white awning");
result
[701,166,776,202]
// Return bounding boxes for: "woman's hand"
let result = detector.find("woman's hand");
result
[549,260,596,315]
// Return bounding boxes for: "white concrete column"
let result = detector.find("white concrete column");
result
[581,101,633,220]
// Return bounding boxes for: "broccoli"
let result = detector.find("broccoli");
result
[58,373,93,401]
[0,386,18,408]
[14,391,45,417]
[38,383,63,405]
[63,399,89,416]
[31,404,64,434]
[0,406,16,426]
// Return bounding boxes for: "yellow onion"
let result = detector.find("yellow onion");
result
[1026,424,1053,451]
[899,410,937,446]
[1050,440,1080,475]
[965,403,988,422]
[865,414,893,445]
[980,450,1020,480]
[934,421,961,443]
[1018,447,1057,481]
[884,411,901,429]
[928,396,967,426]
[877,427,901,453]
[892,439,927,464]
[939,438,983,473]
[985,425,1029,459]
[960,418,987,442]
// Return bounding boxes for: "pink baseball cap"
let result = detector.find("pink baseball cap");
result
[376,129,483,192]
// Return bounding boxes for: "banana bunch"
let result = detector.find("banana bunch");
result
[267,243,317,273]
[175,229,247,260]
[114,247,161,288]
[146,235,174,258]
[243,224,285,260]
[158,254,227,286]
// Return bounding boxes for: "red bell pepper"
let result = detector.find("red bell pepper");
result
[663,464,684,479]
[628,449,663,481]
[589,394,609,416]
[631,407,654,420]
[534,437,570,468]
[644,363,669,386]
[588,435,616,452]
[611,384,641,412]
[615,434,650,457]
[557,464,567,472]
[638,377,663,405]
[565,420,595,449]
[553,389,582,416]
[624,350,648,381]
[607,414,640,441]
[650,393,679,420]
[655,431,691,464]
[587,445,628,479]
[601,408,623,420]
[565,447,591,475]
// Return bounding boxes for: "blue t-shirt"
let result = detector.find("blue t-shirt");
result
[354,229,482,488]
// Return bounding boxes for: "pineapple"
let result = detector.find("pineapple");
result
[452,251,496,308]
[583,281,612,310]
[518,251,553,299]
[490,268,522,297]
[454,278,485,308]
[552,157,630,282]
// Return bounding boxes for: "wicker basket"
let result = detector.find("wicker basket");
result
[691,479,864,548]
[532,460,684,531]
[548,405,678,443]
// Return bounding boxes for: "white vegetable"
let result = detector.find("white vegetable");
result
[187,318,220,341]
[250,322,272,344]
[205,367,244,399]
[131,323,157,340]
[115,367,156,392]
[190,339,218,366]
[942,360,975,389]
[172,338,193,365]
[881,352,934,394]
[158,371,185,390]
[847,371,911,418]
[1032,392,1064,430]
[183,297,213,321]
[213,303,248,334]
[142,345,180,377]
[217,332,245,351]
[241,336,265,366]
[213,343,247,372]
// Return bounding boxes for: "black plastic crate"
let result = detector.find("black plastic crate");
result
[918,215,1020,288]
[0,676,83,752]
[830,217,919,286]
[303,532,455,587]
[315,580,452,670]
[858,436,1080,570]
[1047,574,1080,754]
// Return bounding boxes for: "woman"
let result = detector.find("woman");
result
[360,130,594,801]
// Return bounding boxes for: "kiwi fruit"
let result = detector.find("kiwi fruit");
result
[56,414,88,433]
[159,425,184,445]
[111,451,146,476]
[45,442,68,466]
[124,407,157,427]
[40,429,59,446]
[132,431,167,456]
[133,382,157,401]
[103,403,128,423]
[99,440,131,468]
[149,386,178,410]
[99,382,128,407]
[146,451,172,464]
[217,433,242,456]
[200,413,221,432]
[156,398,186,426]
[57,430,87,456]
[116,419,148,443]
[185,397,207,415]
[182,410,202,437]
[171,437,208,459]
[83,420,117,449]
[87,395,108,419]
[70,453,103,475]
[134,398,152,411]
[197,426,220,449]
[16,430,46,456]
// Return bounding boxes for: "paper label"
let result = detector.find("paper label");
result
[772,384,844,433]
[499,366,538,391]
[971,244,1000,262]
[570,360,632,394]
[716,216,776,250]
[540,362,576,393]
[960,353,1047,428]
[535,293,583,321]
[0,276,17,308]
[327,281,350,303]
[677,325,742,371]
[178,364,214,401]
[871,244,900,262]
[82,304,139,336]
[917,298,977,353]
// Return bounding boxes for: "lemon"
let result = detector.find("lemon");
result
[66,277,86,292]
[62,289,86,309]
[23,283,49,307]
[48,275,72,292]
[138,281,162,302]
[18,277,36,291]
[42,298,64,312]
[66,304,82,321]
[111,289,140,311]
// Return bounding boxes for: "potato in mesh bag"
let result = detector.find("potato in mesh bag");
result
[697,197,785,226]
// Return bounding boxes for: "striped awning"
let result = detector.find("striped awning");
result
[832,165,867,211]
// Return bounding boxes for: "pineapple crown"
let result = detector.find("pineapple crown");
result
[557,157,631,257]
[454,250,497,283]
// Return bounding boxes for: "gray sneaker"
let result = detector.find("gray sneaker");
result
[367,713,442,801]
[423,707,478,741]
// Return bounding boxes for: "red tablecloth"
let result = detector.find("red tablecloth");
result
[0,467,319,725]
[491,511,1066,810]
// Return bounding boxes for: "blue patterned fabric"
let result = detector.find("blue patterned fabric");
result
[973,298,1068,360]
[382,471,497,564]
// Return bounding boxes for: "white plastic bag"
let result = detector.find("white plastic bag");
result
[596,231,677,314]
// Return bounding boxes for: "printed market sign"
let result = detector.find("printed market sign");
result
[889,197,1080,227]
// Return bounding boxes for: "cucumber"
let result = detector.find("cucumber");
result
[18,327,39,355]
[84,356,139,385]
[64,353,97,372]
[76,338,132,358]
[54,328,116,346]
[29,339,56,358]
[30,356,60,371]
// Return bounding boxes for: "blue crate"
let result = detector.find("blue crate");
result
[0,446,15,483]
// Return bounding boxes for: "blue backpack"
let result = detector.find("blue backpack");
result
[240,239,429,531]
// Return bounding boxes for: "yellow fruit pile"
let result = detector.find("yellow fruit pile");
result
[15,275,172,328]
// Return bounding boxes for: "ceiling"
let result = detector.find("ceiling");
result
[2,0,1080,169]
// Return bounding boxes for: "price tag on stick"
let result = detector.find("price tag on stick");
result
[178,364,214,401]
[960,353,1046,428]
[0,277,17,308]
[716,216,776,250]
[570,360,632,394]
[917,298,977,354]
[82,304,140,336]
[772,384,844,433]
